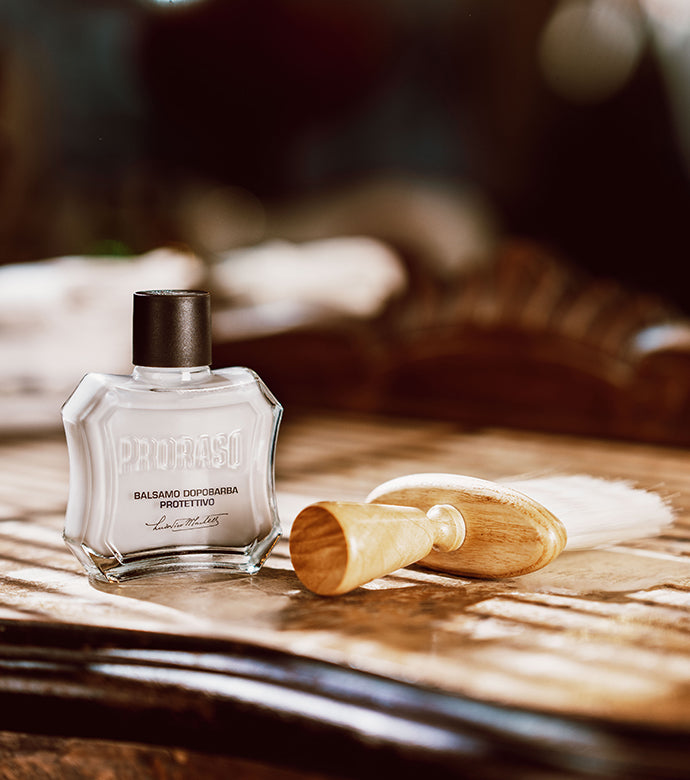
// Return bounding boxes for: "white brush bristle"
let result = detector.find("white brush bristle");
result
[503,475,674,551]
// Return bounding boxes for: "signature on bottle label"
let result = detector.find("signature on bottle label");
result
[145,513,228,532]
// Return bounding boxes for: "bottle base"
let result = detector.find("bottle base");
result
[65,530,281,584]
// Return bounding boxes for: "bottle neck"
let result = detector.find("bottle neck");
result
[132,365,212,386]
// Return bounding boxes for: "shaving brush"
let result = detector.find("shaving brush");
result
[289,473,673,596]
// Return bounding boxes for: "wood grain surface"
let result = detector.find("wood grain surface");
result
[1,412,690,776]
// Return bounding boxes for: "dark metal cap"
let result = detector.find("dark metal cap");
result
[132,290,212,367]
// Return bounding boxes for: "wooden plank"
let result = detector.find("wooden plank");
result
[1,415,690,774]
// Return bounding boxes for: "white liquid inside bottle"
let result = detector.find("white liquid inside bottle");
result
[62,290,282,583]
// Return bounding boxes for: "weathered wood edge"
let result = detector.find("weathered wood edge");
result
[0,619,687,779]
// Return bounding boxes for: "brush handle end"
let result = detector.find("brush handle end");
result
[289,500,465,596]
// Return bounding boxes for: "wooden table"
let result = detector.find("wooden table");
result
[1,412,690,778]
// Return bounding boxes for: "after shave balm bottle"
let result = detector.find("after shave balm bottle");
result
[62,290,282,583]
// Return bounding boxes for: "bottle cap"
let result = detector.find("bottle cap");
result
[132,290,212,367]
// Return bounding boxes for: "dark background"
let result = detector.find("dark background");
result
[2,0,690,310]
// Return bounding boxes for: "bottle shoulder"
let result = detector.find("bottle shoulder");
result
[61,366,280,423]
[61,372,118,422]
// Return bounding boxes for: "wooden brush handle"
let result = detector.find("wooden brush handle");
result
[369,474,568,580]
[289,501,466,596]
[289,474,569,595]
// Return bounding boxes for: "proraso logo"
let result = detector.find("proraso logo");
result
[118,431,241,474]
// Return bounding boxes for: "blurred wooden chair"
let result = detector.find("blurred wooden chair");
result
[216,240,690,446]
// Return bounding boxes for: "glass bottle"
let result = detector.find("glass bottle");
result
[61,289,282,583]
